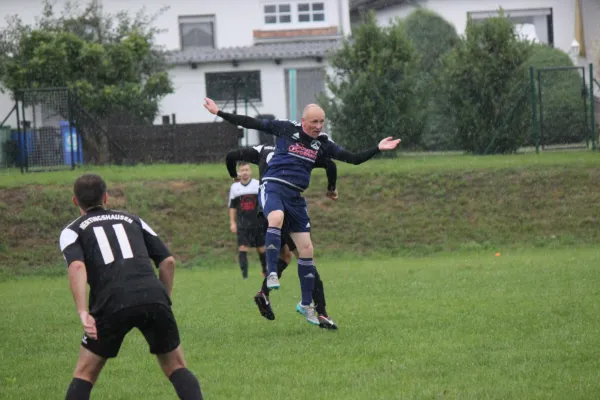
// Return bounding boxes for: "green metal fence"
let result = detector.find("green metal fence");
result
[529,63,596,153]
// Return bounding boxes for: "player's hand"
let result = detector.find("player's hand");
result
[230,223,237,233]
[326,190,338,201]
[79,311,97,340]
[378,137,401,151]
[203,97,219,115]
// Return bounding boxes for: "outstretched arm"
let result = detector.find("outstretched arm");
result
[334,146,381,165]
[225,148,260,178]
[204,97,264,131]
[329,137,401,165]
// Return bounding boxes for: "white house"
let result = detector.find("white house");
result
[0,0,352,145]
[350,0,600,68]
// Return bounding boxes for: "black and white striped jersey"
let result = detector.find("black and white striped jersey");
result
[59,207,171,316]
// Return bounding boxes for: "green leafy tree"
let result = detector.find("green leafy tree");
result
[404,8,460,150]
[0,0,173,163]
[320,11,419,151]
[438,10,534,154]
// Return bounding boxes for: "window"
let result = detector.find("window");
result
[298,2,325,22]
[262,2,326,25]
[468,8,553,46]
[179,15,215,50]
[264,4,292,24]
[205,71,262,103]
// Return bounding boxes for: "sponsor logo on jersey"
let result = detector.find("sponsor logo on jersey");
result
[288,143,318,160]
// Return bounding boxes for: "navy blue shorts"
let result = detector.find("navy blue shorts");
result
[259,181,311,233]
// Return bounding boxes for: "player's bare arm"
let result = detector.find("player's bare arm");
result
[158,256,176,297]
[68,260,97,340]
[229,208,237,233]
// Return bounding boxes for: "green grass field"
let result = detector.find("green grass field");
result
[2,151,600,398]
[1,248,599,399]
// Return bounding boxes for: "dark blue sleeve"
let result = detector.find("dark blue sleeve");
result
[323,139,344,158]
[324,140,380,165]
[261,119,298,137]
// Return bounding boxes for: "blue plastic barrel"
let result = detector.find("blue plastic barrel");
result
[60,121,84,166]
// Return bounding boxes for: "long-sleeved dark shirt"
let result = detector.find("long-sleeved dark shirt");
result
[226,144,338,191]
[218,110,379,192]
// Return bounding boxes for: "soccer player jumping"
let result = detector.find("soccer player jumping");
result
[205,98,401,325]
[225,144,339,329]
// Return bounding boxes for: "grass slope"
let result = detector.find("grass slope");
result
[1,248,599,399]
[1,152,600,277]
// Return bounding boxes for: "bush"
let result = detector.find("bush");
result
[404,8,461,151]
[527,44,589,146]
[320,11,419,151]
[437,11,533,154]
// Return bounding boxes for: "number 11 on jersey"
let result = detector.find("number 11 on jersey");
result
[93,224,133,264]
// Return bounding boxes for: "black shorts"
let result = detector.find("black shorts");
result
[81,303,180,359]
[237,225,266,248]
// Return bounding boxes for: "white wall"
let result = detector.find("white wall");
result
[0,0,350,50]
[425,0,576,55]
[158,58,327,144]
[100,0,350,50]
[0,0,350,129]
[372,0,594,58]
[582,0,600,75]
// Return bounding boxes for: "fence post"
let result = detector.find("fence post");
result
[19,92,28,173]
[590,63,597,151]
[529,66,540,154]
[15,93,23,173]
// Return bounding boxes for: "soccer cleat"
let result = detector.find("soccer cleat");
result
[295,303,320,325]
[318,315,338,330]
[266,273,280,290]
[253,291,275,320]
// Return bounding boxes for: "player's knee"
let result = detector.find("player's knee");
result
[267,211,284,228]
[296,241,313,258]
[238,246,248,252]
[73,358,105,384]
[157,346,187,378]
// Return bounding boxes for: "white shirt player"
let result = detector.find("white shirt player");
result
[228,178,260,208]
[228,178,262,229]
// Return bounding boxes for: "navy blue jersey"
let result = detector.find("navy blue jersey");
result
[217,110,381,192]
[259,119,343,192]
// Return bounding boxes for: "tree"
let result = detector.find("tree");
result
[403,8,460,150]
[0,0,173,163]
[437,11,534,154]
[320,11,419,151]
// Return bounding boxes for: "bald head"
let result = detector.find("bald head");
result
[301,104,325,138]
[302,104,324,119]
